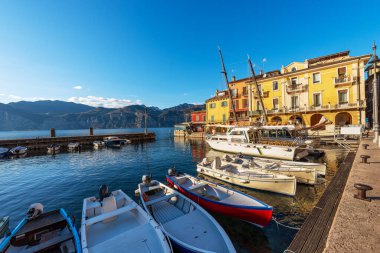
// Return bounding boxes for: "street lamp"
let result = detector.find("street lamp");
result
[372,41,379,145]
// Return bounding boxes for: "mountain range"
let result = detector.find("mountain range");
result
[0,100,205,130]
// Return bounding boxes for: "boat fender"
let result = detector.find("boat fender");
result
[99,184,111,202]
[27,203,44,220]
[142,192,149,202]
[168,168,176,176]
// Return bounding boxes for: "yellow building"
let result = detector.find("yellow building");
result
[219,51,371,134]
[205,90,230,124]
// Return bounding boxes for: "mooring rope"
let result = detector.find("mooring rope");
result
[272,216,301,231]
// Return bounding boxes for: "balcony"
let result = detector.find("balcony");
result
[286,83,308,93]
[334,76,355,87]
[253,91,269,98]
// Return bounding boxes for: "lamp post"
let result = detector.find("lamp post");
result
[372,41,379,144]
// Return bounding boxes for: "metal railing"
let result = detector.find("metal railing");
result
[334,76,354,86]
[286,83,308,93]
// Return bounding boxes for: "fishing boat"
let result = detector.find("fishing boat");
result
[68,142,80,151]
[0,148,8,158]
[166,170,273,227]
[197,157,297,196]
[206,125,312,161]
[137,176,236,253]
[9,146,27,156]
[93,141,105,149]
[81,185,171,253]
[0,203,81,253]
[222,154,321,185]
[0,216,9,238]
[47,144,61,154]
[103,137,123,148]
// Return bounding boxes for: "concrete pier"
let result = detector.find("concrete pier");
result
[324,138,380,252]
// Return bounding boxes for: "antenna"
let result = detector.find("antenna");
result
[218,47,238,124]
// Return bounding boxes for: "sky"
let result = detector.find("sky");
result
[0,0,380,109]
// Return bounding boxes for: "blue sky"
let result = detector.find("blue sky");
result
[0,0,379,108]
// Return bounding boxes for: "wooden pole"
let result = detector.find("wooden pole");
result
[50,128,56,138]
[89,127,94,136]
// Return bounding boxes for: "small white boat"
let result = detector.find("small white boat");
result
[222,154,320,185]
[47,144,60,154]
[197,157,297,196]
[0,147,8,158]
[81,185,171,253]
[137,176,236,253]
[103,137,123,148]
[93,141,105,149]
[120,139,131,145]
[68,142,80,151]
[9,146,27,156]
[0,203,81,253]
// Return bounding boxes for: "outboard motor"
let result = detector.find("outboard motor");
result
[27,203,44,220]
[142,175,152,186]
[99,184,111,202]
[168,168,176,176]
[201,158,209,166]
[222,154,232,162]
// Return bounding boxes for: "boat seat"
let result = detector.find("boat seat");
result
[22,232,73,253]
[187,183,208,191]
[86,203,138,226]
[145,194,176,206]
[101,196,117,223]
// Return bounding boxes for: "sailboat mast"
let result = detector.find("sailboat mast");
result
[218,48,238,124]
[248,57,268,124]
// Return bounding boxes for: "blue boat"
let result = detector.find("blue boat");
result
[0,204,81,253]
[0,147,8,158]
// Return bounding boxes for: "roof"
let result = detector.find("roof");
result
[206,95,229,103]
[308,50,350,64]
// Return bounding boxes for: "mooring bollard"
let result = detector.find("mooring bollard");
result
[362,144,369,150]
[360,155,370,163]
[50,128,56,138]
[354,183,373,201]
[89,127,94,136]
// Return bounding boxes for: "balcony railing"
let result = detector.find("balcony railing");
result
[253,91,269,98]
[286,83,308,93]
[334,76,354,86]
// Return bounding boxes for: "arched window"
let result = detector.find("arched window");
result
[291,67,297,72]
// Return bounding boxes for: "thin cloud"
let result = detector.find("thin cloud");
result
[183,93,188,96]
[68,96,143,108]
[73,86,83,90]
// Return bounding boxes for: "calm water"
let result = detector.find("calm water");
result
[0,128,347,252]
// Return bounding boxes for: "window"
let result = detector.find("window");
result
[291,77,297,85]
[313,93,321,106]
[202,115,206,122]
[338,67,346,78]
[291,96,299,109]
[242,99,248,108]
[273,98,279,110]
[243,86,248,96]
[291,67,297,72]
[196,115,199,121]
[231,89,238,98]
[221,101,228,107]
[222,114,226,123]
[256,101,262,111]
[338,90,348,104]
[313,73,321,83]
[209,103,216,108]
[231,100,239,109]
[211,115,214,122]
[273,81,278,90]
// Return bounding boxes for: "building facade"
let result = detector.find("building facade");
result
[221,51,370,133]
[205,90,230,124]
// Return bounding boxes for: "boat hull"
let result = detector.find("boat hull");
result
[166,176,273,227]
[197,164,297,196]
[206,139,296,161]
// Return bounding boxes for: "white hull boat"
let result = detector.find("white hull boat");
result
[47,144,60,154]
[81,186,171,253]
[197,157,297,196]
[93,141,105,149]
[137,177,236,253]
[222,155,322,185]
[9,146,27,156]
[68,142,80,151]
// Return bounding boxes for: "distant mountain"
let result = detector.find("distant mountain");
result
[8,100,94,114]
[0,101,205,130]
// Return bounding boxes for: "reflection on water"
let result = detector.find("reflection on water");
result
[0,129,347,253]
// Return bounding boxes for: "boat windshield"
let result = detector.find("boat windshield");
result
[260,129,292,139]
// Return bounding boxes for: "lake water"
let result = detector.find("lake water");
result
[0,128,347,252]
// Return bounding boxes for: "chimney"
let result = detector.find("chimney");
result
[259,70,263,75]
[231,76,236,82]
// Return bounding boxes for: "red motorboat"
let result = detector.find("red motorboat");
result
[166,169,273,227]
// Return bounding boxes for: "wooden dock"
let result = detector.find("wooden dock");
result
[287,150,356,253]
[0,132,155,150]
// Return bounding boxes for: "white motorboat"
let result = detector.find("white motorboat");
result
[197,157,297,196]
[47,144,60,154]
[9,146,28,156]
[222,154,321,185]
[93,141,105,149]
[137,176,236,253]
[81,185,171,253]
[68,142,80,151]
[103,137,123,148]
[206,125,312,161]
